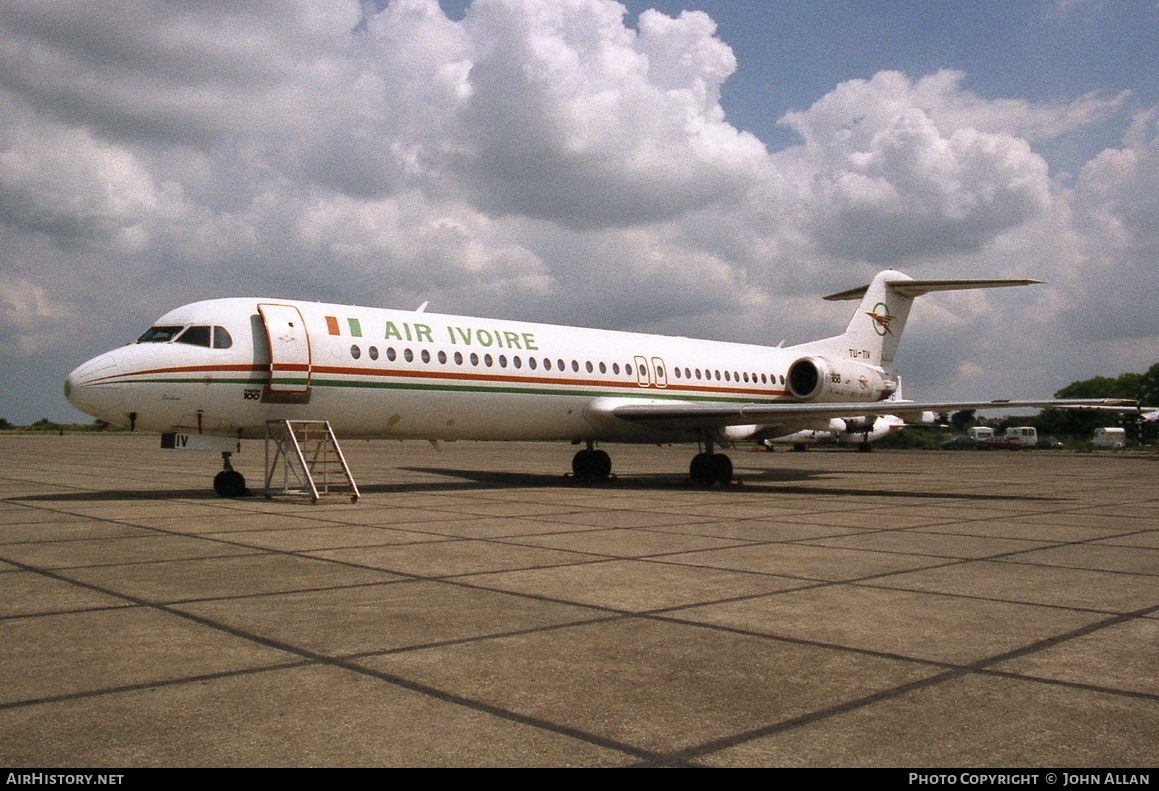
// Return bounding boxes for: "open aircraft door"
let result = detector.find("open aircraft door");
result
[258,303,312,394]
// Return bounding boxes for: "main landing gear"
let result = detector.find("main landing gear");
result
[213,451,248,498]
[689,439,733,487]
[571,439,734,486]
[572,441,612,481]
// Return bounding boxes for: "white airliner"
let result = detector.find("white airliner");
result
[764,381,938,451]
[64,269,1127,496]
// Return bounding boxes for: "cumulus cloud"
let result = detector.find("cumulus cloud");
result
[0,121,160,244]
[449,0,767,226]
[1061,109,1159,343]
[0,277,69,355]
[776,71,1053,262]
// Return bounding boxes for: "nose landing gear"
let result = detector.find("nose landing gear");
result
[213,452,248,497]
[572,441,612,481]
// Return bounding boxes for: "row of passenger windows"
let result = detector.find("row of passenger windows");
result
[347,344,787,386]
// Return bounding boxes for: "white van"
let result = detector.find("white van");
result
[1003,426,1038,447]
[1093,427,1127,448]
[967,426,995,441]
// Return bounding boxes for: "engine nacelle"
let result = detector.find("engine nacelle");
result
[786,356,894,402]
[837,416,878,434]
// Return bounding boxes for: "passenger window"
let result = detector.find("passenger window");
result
[557,359,565,371]
[454,351,463,365]
[514,356,522,369]
[585,361,593,373]
[421,349,430,363]
[599,362,606,374]
[484,354,493,367]
[571,360,579,372]
[404,349,414,362]
[176,326,212,347]
[544,358,552,371]
[369,346,379,361]
[350,345,361,359]
[386,347,396,361]
[612,363,620,374]
[498,355,507,368]
[438,350,447,364]
[470,353,479,366]
[529,357,537,370]
[212,327,233,349]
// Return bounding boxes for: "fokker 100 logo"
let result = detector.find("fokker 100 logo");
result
[866,302,895,337]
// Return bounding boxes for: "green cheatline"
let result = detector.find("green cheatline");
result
[106,372,783,406]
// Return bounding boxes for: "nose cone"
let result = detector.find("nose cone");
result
[65,354,122,418]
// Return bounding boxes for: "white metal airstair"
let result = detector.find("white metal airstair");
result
[263,420,359,503]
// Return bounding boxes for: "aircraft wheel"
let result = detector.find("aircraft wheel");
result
[573,449,611,481]
[214,470,247,498]
[711,453,733,485]
[572,449,591,477]
[689,453,713,485]
[590,449,612,480]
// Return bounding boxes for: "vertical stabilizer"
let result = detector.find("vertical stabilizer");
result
[831,270,918,368]
[800,271,1040,370]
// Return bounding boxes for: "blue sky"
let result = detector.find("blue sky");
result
[1,0,1156,424]
[617,1,1157,160]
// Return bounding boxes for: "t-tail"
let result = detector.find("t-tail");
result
[784,270,1039,403]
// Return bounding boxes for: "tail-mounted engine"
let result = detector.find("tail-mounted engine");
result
[787,355,895,402]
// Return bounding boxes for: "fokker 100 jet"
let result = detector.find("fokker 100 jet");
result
[65,269,1126,496]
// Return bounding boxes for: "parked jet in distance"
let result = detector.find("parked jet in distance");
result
[763,381,938,451]
[65,270,1130,496]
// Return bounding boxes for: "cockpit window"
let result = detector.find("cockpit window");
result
[137,325,185,343]
[175,326,212,347]
[212,327,233,349]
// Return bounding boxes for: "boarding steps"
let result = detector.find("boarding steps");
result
[263,420,360,504]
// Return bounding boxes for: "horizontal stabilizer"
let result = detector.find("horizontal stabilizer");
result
[824,278,1041,302]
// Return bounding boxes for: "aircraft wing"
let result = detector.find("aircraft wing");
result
[600,398,1136,430]
[1045,404,1157,421]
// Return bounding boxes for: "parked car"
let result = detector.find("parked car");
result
[940,435,979,450]
[1036,435,1065,449]
[979,435,1022,451]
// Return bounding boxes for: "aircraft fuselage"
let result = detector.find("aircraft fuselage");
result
[65,298,888,445]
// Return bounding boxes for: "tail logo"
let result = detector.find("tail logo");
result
[866,303,895,336]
